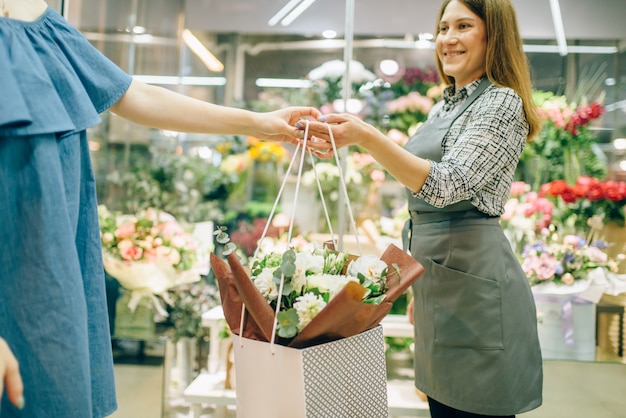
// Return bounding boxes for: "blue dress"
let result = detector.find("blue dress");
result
[0,7,132,418]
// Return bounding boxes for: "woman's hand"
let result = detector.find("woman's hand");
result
[253,107,333,157]
[407,298,415,326]
[297,113,380,150]
[0,338,24,410]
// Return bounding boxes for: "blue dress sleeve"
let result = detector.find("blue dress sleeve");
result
[0,7,133,136]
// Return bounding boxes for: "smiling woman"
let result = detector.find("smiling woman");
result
[302,1,544,417]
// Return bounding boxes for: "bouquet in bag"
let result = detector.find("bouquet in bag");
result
[210,126,424,348]
[210,229,423,348]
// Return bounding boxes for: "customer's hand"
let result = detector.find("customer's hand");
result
[407,298,415,326]
[0,338,24,410]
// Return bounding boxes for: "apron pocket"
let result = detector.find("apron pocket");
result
[430,258,504,350]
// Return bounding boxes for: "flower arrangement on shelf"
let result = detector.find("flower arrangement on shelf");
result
[210,227,424,348]
[165,279,221,342]
[385,91,435,136]
[540,177,626,229]
[518,91,606,189]
[98,206,201,315]
[103,148,230,224]
[501,181,555,253]
[521,232,618,287]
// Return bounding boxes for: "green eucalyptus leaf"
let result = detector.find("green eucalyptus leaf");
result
[222,242,236,255]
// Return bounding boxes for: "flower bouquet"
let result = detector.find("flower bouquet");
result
[209,127,423,417]
[210,230,423,348]
[98,206,201,316]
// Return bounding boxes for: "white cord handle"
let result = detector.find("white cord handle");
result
[239,121,362,350]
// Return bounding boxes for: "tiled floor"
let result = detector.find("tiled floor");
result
[109,340,626,418]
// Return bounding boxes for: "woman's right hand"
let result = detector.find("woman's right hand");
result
[0,338,24,410]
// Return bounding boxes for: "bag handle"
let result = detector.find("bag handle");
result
[239,121,362,350]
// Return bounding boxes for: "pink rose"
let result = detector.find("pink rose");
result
[115,222,136,239]
[118,239,143,261]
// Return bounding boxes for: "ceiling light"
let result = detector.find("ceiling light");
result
[614,138,626,150]
[268,0,317,27]
[548,0,568,56]
[132,75,226,86]
[256,78,313,88]
[182,29,224,72]
[322,29,337,39]
[379,59,400,76]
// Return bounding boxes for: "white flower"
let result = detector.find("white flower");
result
[347,255,388,286]
[294,293,327,331]
[307,59,376,83]
[305,274,357,299]
[292,252,324,293]
[253,268,279,301]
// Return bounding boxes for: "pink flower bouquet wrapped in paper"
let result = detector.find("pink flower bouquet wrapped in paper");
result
[99,206,201,315]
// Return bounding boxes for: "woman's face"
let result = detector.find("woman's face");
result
[436,0,487,88]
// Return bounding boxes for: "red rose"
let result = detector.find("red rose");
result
[545,180,568,197]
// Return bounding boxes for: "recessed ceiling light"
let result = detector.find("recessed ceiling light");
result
[322,29,337,39]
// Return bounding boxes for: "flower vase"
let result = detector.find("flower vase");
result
[248,161,279,203]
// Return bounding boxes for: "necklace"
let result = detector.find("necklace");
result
[1,0,8,17]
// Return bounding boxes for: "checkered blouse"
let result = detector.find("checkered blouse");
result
[413,77,529,216]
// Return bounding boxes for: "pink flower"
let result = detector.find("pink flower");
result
[115,222,136,239]
[585,246,608,263]
[158,221,185,241]
[387,129,409,146]
[563,235,582,248]
[118,239,143,261]
[370,169,386,184]
[509,181,529,197]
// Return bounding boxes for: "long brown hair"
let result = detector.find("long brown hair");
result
[434,0,541,141]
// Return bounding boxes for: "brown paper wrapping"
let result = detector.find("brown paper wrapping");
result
[210,243,424,348]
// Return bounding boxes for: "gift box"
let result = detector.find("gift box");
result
[232,325,388,418]
[533,292,596,361]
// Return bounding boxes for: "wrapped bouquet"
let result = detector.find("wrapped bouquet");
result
[210,230,423,348]
[99,206,201,315]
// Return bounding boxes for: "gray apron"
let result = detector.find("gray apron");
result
[404,79,543,415]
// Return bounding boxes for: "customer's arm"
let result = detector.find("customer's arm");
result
[109,80,323,146]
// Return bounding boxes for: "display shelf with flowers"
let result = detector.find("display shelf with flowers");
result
[521,232,618,289]
[540,177,626,228]
[501,181,555,254]
[522,231,619,361]
[245,136,289,203]
[98,206,202,337]
[517,91,606,190]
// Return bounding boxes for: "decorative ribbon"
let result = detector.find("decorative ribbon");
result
[534,294,593,347]
[126,289,170,319]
